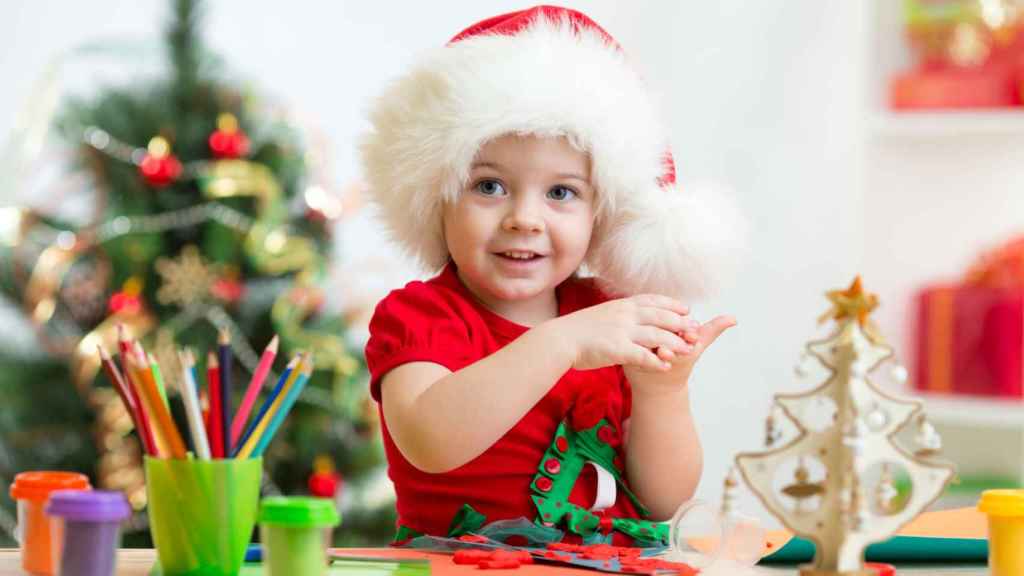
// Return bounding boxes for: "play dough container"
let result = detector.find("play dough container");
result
[145,456,262,576]
[978,489,1024,576]
[45,490,131,576]
[259,497,341,576]
[9,471,91,575]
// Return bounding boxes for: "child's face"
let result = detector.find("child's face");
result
[443,134,595,313]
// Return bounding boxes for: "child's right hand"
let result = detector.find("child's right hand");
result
[550,294,699,372]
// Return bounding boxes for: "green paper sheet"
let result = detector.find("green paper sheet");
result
[759,535,988,565]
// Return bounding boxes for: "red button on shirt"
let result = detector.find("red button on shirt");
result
[597,425,617,445]
[536,477,553,492]
[555,436,569,453]
[544,458,561,475]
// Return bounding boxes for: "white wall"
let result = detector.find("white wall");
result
[1,1,872,527]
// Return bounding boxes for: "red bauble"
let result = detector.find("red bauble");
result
[210,277,246,303]
[308,471,342,499]
[139,137,182,187]
[108,291,142,315]
[208,113,250,158]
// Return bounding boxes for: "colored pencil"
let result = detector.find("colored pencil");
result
[128,352,187,459]
[231,335,278,446]
[218,329,233,455]
[116,325,157,455]
[98,345,153,456]
[233,356,297,456]
[235,353,306,459]
[148,352,169,409]
[177,349,210,460]
[200,386,209,431]
[206,352,224,458]
[250,358,314,458]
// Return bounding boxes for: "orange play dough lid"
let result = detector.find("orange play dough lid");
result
[9,471,90,501]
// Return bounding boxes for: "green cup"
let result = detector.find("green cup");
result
[259,497,340,576]
[145,457,262,576]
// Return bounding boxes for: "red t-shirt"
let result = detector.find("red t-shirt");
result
[365,261,646,538]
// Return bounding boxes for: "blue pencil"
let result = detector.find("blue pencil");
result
[218,329,233,455]
[250,358,314,458]
[232,356,296,457]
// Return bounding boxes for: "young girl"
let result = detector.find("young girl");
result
[360,6,738,547]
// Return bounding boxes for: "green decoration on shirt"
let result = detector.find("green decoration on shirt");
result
[529,419,669,546]
[447,503,488,536]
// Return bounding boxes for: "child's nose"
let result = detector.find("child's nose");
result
[502,196,544,233]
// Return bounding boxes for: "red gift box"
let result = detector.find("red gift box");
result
[889,61,1022,110]
[913,284,1024,397]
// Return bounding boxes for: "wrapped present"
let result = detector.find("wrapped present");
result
[913,284,1024,396]
[913,236,1024,397]
[889,0,1024,110]
[889,62,1022,110]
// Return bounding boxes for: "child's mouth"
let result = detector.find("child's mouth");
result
[495,251,543,262]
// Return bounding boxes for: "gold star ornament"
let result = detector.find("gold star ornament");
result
[819,276,879,327]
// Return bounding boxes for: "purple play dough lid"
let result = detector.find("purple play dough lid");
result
[45,490,131,522]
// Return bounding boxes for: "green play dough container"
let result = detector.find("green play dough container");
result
[259,497,340,576]
[145,456,262,576]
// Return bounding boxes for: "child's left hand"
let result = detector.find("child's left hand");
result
[623,314,736,391]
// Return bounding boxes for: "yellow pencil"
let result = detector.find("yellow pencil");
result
[130,352,188,459]
[235,352,307,459]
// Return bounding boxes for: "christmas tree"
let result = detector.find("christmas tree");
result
[0,0,394,546]
[735,277,955,575]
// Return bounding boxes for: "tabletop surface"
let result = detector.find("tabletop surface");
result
[0,548,990,575]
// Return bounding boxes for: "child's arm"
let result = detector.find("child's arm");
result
[381,295,694,474]
[623,315,736,521]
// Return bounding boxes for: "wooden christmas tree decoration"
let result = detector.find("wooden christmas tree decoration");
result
[735,277,956,576]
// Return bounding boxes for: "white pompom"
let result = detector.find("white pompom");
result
[589,181,746,300]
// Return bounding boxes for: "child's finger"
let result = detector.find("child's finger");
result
[631,345,672,372]
[656,346,675,362]
[634,294,689,316]
[638,308,690,333]
[635,327,692,355]
[697,315,737,348]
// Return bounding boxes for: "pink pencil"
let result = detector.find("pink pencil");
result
[230,335,279,445]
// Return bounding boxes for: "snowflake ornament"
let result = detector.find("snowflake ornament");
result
[154,245,219,307]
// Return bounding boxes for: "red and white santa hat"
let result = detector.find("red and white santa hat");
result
[360,5,741,299]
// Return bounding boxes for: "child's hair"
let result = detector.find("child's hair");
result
[360,6,740,299]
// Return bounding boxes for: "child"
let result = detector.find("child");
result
[360,6,738,547]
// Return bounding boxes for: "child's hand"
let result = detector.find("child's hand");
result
[550,294,700,372]
[623,314,736,392]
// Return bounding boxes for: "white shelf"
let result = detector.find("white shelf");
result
[871,111,1024,139]
[911,391,1024,429]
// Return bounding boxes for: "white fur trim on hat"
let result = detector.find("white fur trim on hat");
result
[360,11,740,299]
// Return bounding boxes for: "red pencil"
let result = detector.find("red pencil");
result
[115,325,158,455]
[207,351,224,458]
[98,345,153,456]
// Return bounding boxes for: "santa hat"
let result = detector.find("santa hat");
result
[360,5,740,299]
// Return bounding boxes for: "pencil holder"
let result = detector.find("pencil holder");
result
[145,457,262,576]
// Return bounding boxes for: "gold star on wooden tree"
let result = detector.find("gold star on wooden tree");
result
[154,245,218,307]
[819,276,878,327]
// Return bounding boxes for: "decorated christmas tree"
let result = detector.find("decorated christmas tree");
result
[0,0,394,546]
[735,277,955,575]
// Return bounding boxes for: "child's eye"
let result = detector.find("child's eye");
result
[547,186,577,201]
[474,180,506,197]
